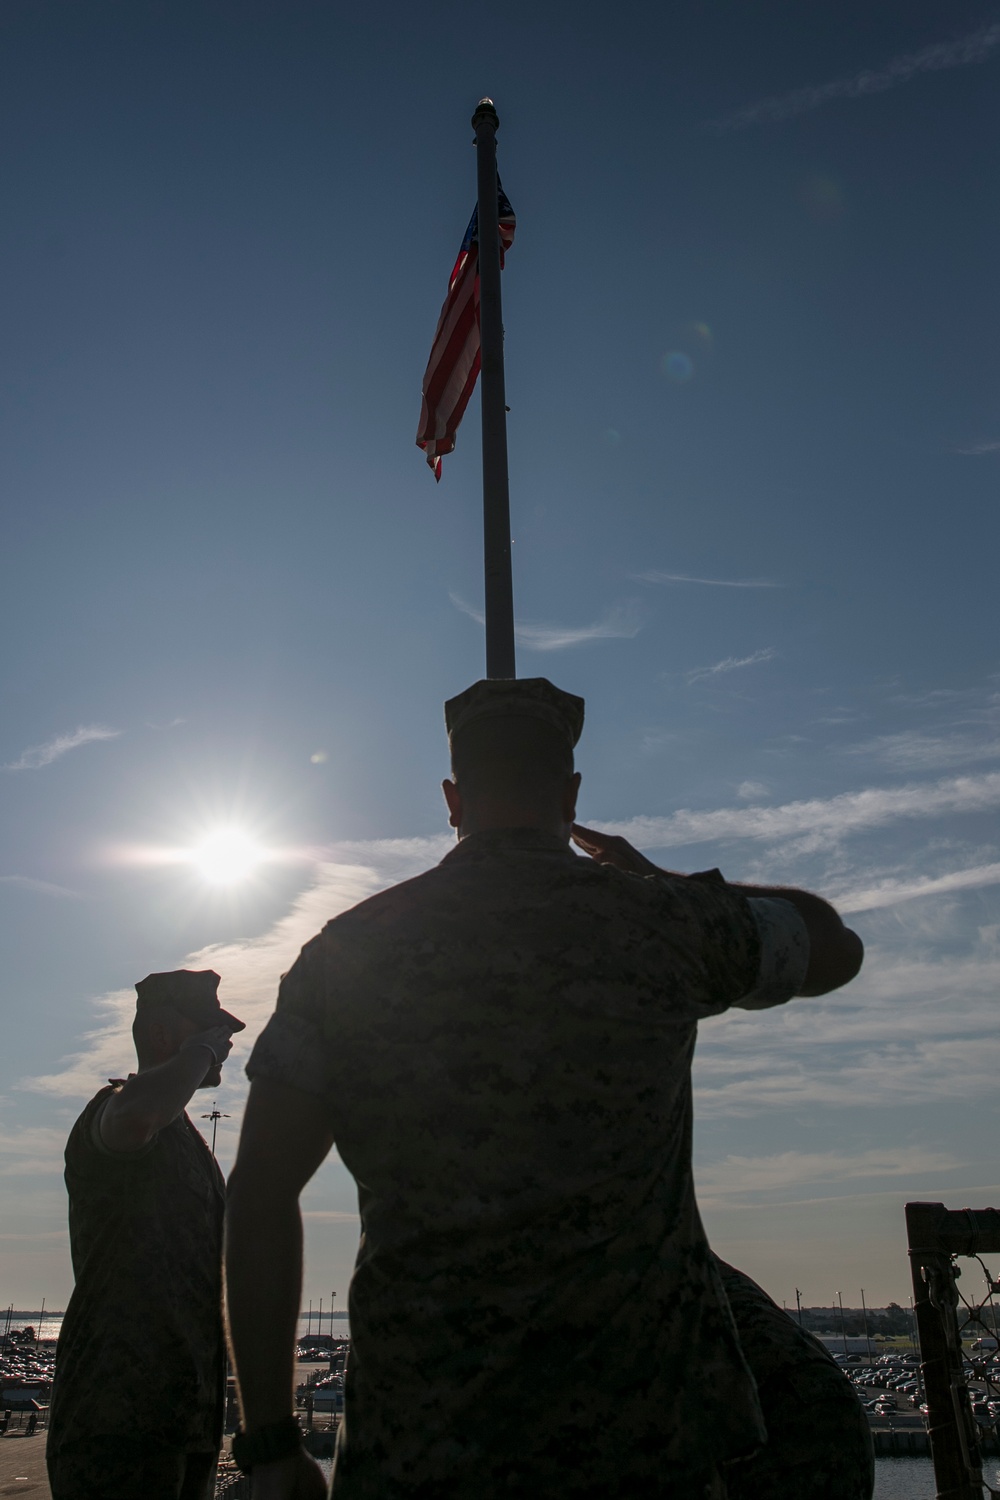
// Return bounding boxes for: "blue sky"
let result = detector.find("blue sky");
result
[2,0,999,1312]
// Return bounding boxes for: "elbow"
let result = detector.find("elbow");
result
[843,928,865,985]
[800,927,864,997]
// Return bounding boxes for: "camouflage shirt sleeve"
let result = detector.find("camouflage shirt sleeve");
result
[734,897,810,1009]
[245,934,339,1101]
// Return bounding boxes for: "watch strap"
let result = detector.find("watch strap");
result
[231,1415,303,1473]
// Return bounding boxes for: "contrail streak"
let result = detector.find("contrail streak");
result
[707,21,1000,133]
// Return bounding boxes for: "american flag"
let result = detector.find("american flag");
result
[416,182,515,481]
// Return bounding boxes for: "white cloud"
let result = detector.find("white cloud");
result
[953,440,1000,456]
[706,20,1000,133]
[834,862,1000,913]
[696,1147,958,1200]
[736,781,770,801]
[693,940,1000,1115]
[450,593,640,651]
[847,730,1000,771]
[603,769,1000,850]
[695,1033,1000,1116]
[0,1126,69,1176]
[0,875,80,899]
[631,571,779,589]
[3,725,121,772]
[687,648,776,684]
[638,729,681,756]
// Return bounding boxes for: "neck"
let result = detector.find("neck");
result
[457,810,570,841]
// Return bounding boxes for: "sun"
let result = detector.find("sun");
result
[191,828,265,886]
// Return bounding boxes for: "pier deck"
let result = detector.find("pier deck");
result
[0,1429,49,1496]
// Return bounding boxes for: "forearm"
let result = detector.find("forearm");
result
[103,1045,213,1149]
[226,1169,304,1428]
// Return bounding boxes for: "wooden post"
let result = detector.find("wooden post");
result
[906,1201,985,1499]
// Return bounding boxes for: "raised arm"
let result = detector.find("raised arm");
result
[724,879,862,995]
[571,825,863,997]
[100,1024,235,1152]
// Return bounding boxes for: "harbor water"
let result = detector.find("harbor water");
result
[874,1457,937,1498]
[873,1456,1000,1497]
[317,1454,971,1495]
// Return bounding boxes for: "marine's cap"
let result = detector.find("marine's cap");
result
[134,969,246,1033]
[445,677,585,749]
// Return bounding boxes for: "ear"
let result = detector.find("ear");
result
[563,771,582,826]
[145,1018,174,1062]
[442,778,463,831]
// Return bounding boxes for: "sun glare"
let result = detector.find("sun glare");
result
[192,828,265,886]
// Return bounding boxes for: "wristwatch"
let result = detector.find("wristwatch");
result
[231,1415,303,1473]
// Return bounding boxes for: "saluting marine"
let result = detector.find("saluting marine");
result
[225,677,863,1499]
[48,969,243,1500]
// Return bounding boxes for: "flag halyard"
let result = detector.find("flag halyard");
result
[416,182,515,481]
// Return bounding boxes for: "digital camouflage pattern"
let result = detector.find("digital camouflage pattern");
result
[249,827,810,1498]
[717,1259,875,1500]
[48,1087,226,1457]
[47,1437,218,1500]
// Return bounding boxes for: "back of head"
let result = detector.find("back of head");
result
[451,714,574,819]
[444,676,585,833]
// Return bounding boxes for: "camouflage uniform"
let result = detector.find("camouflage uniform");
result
[47,1085,226,1500]
[718,1259,875,1500]
[249,824,809,1498]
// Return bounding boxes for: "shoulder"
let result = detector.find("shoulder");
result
[598,861,755,929]
[309,866,461,953]
[65,1085,130,1172]
[68,1084,120,1142]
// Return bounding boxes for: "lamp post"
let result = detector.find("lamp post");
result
[838,1291,848,1356]
[200,1104,230,1157]
[861,1289,874,1364]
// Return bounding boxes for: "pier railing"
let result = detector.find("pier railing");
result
[906,1202,1000,1500]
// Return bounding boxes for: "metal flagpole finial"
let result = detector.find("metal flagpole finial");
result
[472,98,499,130]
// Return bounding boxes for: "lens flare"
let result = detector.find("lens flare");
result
[662,351,694,383]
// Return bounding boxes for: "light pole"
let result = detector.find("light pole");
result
[795,1288,804,1329]
[200,1104,230,1157]
[838,1292,848,1355]
[861,1289,874,1363]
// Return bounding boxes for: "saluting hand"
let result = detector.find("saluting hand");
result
[571,824,666,877]
[181,1024,236,1068]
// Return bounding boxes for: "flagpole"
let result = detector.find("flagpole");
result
[472,98,516,680]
